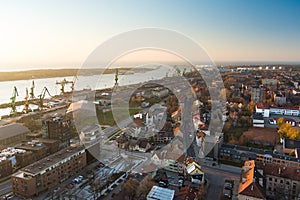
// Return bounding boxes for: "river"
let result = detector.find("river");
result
[0,66,172,117]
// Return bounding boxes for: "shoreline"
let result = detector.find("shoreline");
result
[0,67,153,82]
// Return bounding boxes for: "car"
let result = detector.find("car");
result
[78,175,83,180]
[178,179,184,187]
[72,178,80,184]
[3,193,14,200]
[158,181,168,188]
[224,182,233,190]
[223,189,232,199]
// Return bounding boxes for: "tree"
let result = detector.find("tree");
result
[278,123,291,138]
[278,123,300,140]
[122,179,139,200]
[287,127,300,140]
[136,176,156,200]
[277,117,285,128]
[197,184,207,200]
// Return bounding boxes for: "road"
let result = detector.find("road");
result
[201,162,241,200]
[0,179,12,197]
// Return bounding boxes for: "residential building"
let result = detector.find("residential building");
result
[251,87,265,103]
[12,146,86,198]
[79,124,101,145]
[0,124,30,146]
[16,140,48,161]
[262,78,277,89]
[238,160,266,200]
[282,138,300,155]
[264,164,300,200]
[255,103,270,118]
[42,117,71,149]
[151,151,185,173]
[15,150,34,168]
[0,158,12,179]
[184,157,205,184]
[274,92,287,106]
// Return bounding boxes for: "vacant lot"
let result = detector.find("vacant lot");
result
[239,127,280,147]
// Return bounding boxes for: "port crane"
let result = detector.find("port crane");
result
[29,80,35,99]
[23,88,30,113]
[38,87,51,110]
[114,68,119,87]
[70,76,78,92]
[56,78,74,94]
[10,86,19,114]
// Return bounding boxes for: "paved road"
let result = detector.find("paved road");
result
[0,179,12,197]
[201,163,241,200]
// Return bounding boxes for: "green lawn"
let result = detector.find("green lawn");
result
[96,107,142,126]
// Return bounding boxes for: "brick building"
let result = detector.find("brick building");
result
[15,151,34,168]
[16,141,48,161]
[12,146,86,198]
[42,117,71,149]
[0,158,12,179]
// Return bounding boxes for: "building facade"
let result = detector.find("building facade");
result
[42,117,71,149]
[12,146,86,198]
[264,164,300,200]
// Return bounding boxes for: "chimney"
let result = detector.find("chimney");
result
[278,168,281,175]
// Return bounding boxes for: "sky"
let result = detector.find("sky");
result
[0,0,300,70]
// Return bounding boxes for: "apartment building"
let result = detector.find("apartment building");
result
[264,164,300,200]
[42,117,71,149]
[12,146,86,198]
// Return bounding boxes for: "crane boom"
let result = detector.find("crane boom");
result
[10,86,19,114]
[38,87,52,110]
[56,78,74,94]
[30,80,35,99]
[23,88,29,113]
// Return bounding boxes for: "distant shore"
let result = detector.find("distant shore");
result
[0,68,153,82]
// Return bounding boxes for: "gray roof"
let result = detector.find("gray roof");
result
[0,124,30,141]
[283,138,300,149]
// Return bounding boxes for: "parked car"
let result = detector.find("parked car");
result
[224,182,233,190]
[158,181,168,188]
[78,175,83,181]
[178,179,184,187]
[223,189,232,199]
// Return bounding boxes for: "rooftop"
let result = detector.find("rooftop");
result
[18,145,85,176]
[147,186,175,200]
[283,138,300,150]
[264,163,300,181]
[0,124,30,141]
[238,160,255,194]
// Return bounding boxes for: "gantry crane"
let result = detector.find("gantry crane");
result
[56,78,74,94]
[114,68,119,87]
[70,76,78,92]
[23,88,30,113]
[38,87,52,110]
[29,80,35,99]
[10,86,19,114]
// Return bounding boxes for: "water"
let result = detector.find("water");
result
[0,66,172,117]
[0,104,38,117]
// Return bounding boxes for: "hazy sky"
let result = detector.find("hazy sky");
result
[0,0,300,70]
